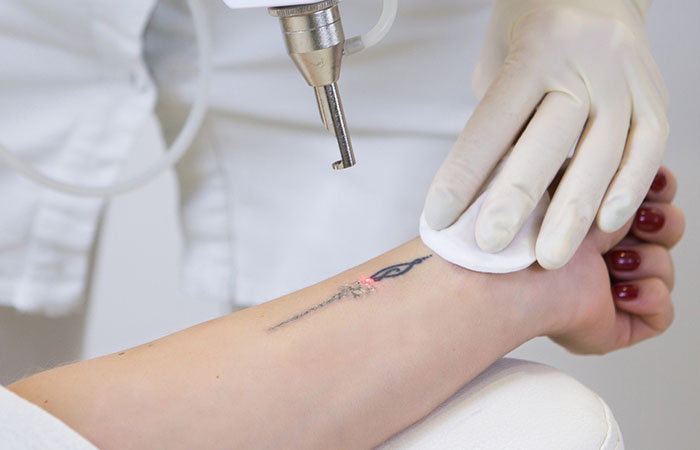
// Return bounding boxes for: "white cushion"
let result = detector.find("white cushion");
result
[0,386,97,450]
[378,358,624,450]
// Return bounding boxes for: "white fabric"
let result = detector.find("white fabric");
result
[379,358,624,450]
[0,385,97,450]
[0,0,157,314]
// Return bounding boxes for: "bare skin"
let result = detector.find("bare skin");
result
[8,167,683,449]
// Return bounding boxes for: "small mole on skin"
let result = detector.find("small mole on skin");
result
[148,344,153,348]
[44,400,48,404]
[216,375,220,379]
[118,352,125,356]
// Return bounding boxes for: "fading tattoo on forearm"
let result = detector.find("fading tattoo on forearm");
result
[269,255,433,331]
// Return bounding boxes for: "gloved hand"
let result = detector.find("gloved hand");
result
[424,0,668,269]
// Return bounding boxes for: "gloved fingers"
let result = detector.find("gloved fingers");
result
[536,98,632,270]
[646,63,670,112]
[587,165,680,254]
[606,243,674,290]
[631,46,670,111]
[630,201,685,249]
[629,57,669,118]
[597,62,669,232]
[424,57,544,230]
[475,91,588,252]
[597,121,667,233]
[471,43,508,100]
[611,277,674,350]
[645,166,677,204]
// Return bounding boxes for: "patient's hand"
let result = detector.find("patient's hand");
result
[532,166,683,354]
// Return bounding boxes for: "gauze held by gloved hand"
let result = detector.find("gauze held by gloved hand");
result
[420,156,550,273]
[424,0,669,270]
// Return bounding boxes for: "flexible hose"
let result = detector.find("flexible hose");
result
[0,0,211,197]
[344,0,398,55]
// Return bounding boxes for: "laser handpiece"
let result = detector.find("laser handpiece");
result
[269,0,354,170]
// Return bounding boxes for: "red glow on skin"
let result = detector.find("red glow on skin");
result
[362,277,375,285]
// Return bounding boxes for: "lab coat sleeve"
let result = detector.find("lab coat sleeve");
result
[0,0,157,315]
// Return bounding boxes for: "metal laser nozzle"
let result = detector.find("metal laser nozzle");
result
[269,0,356,170]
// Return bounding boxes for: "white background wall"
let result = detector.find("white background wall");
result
[1,1,698,448]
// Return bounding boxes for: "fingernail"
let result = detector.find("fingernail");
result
[650,172,667,193]
[607,250,641,271]
[536,211,584,270]
[476,222,512,253]
[475,200,522,253]
[614,284,639,301]
[599,194,634,232]
[425,189,461,230]
[635,208,665,233]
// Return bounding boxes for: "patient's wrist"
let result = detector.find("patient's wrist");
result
[415,238,555,347]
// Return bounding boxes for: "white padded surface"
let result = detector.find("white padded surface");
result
[378,358,624,450]
[0,386,97,450]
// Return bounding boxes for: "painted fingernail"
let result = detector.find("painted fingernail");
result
[614,284,639,301]
[635,208,665,233]
[607,250,641,271]
[650,172,667,193]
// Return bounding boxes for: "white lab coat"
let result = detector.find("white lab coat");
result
[0,0,491,313]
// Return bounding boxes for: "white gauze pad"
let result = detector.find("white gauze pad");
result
[419,165,550,274]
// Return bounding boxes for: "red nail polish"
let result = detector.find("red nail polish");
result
[607,250,641,271]
[614,284,639,301]
[635,208,665,232]
[650,173,667,192]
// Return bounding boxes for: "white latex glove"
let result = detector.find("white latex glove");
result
[424,0,668,269]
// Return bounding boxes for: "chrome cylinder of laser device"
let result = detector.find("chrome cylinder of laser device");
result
[269,0,356,170]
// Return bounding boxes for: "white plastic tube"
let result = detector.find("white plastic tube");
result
[0,0,211,197]
[344,0,398,55]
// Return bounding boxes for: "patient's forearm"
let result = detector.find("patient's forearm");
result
[9,238,549,449]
